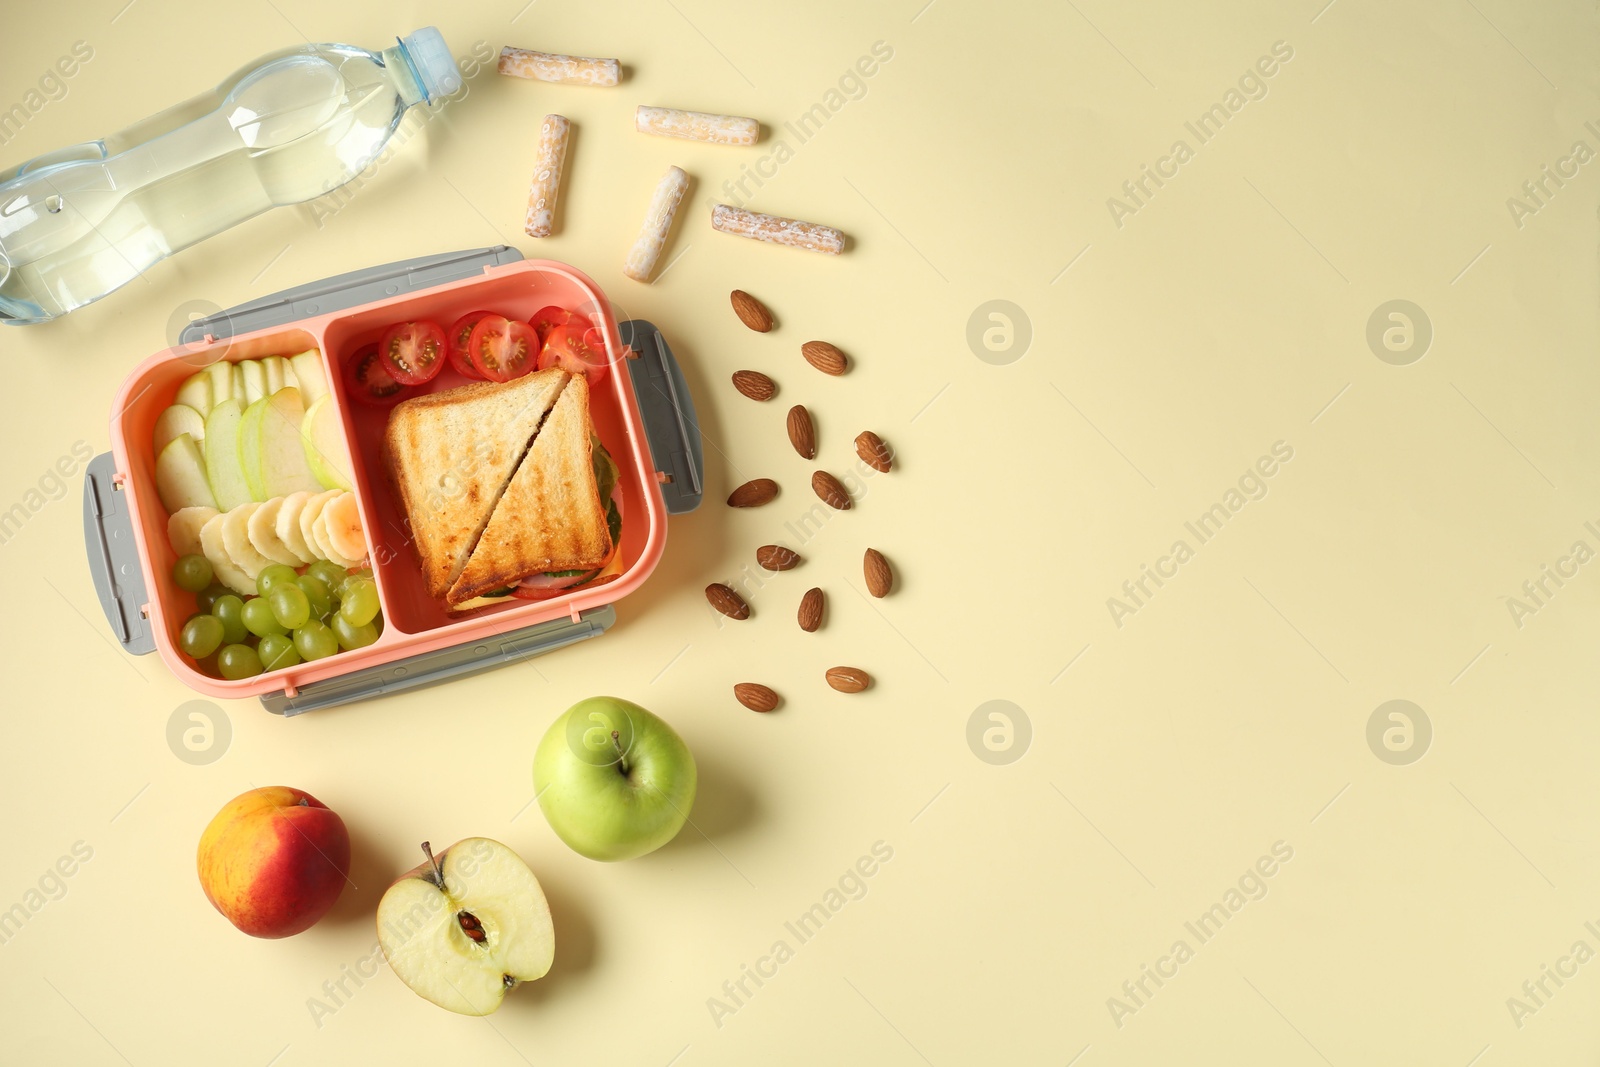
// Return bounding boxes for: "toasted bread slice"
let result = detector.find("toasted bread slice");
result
[384,369,569,599]
[448,375,611,604]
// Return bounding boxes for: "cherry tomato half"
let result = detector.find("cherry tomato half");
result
[447,310,493,379]
[536,323,608,384]
[379,319,448,386]
[467,315,540,382]
[530,305,581,346]
[344,343,407,406]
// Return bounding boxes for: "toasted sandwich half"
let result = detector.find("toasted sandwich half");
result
[384,369,569,600]
[448,374,612,605]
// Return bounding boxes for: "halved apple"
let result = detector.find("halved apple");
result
[155,434,216,513]
[203,399,253,511]
[376,839,554,1016]
[301,394,354,491]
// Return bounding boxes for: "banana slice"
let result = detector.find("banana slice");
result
[247,497,302,566]
[274,490,317,564]
[321,493,369,565]
[200,514,255,595]
[312,505,363,569]
[298,490,342,565]
[168,506,219,558]
[221,503,274,582]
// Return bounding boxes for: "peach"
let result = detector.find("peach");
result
[197,786,350,938]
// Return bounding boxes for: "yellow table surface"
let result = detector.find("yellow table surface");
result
[4,1,1600,1062]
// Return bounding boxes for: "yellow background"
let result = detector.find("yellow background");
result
[3,0,1600,1062]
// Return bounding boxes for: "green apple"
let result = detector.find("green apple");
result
[240,387,321,500]
[376,839,554,1016]
[534,697,697,861]
[290,350,329,407]
[174,372,212,417]
[153,403,205,453]
[240,359,267,404]
[202,399,253,511]
[205,361,234,409]
[301,393,354,491]
[155,434,216,512]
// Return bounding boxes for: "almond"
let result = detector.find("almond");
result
[705,583,750,620]
[798,587,824,632]
[730,290,774,332]
[787,405,816,459]
[855,431,892,473]
[811,470,851,510]
[734,682,780,712]
[732,370,776,401]
[801,340,848,376]
[757,545,801,571]
[825,666,870,693]
[863,548,893,597]
[727,478,778,507]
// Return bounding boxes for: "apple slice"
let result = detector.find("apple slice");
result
[154,404,206,453]
[256,389,324,499]
[175,372,213,417]
[206,362,235,409]
[200,513,255,595]
[247,497,303,567]
[274,491,318,564]
[298,490,342,565]
[301,394,354,491]
[376,840,554,1016]
[290,350,328,407]
[169,506,220,558]
[221,503,274,582]
[241,360,268,405]
[155,434,217,513]
[263,356,289,395]
[203,399,253,512]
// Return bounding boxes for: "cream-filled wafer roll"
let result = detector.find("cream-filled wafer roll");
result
[710,204,846,255]
[524,114,571,238]
[635,106,759,146]
[499,46,620,86]
[624,166,691,282]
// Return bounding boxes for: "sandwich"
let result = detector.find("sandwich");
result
[383,368,618,607]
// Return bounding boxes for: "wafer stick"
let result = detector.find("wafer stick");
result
[710,204,846,255]
[498,46,620,86]
[635,106,759,146]
[524,114,570,238]
[624,166,691,282]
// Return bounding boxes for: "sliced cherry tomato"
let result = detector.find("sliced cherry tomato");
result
[536,323,608,384]
[530,305,581,345]
[467,315,540,382]
[378,319,448,386]
[344,343,408,406]
[446,311,493,379]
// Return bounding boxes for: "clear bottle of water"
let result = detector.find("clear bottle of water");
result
[0,28,460,326]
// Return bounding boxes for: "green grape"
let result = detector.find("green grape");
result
[211,595,247,645]
[195,584,230,614]
[336,568,375,598]
[306,561,347,590]
[270,584,312,629]
[257,633,301,672]
[180,614,225,659]
[331,613,379,651]
[256,563,299,597]
[242,597,287,638]
[172,554,214,593]
[294,620,339,661]
[296,574,333,619]
[217,643,264,680]
[339,579,380,626]
[373,609,384,637]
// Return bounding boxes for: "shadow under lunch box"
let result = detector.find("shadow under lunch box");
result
[82,246,703,714]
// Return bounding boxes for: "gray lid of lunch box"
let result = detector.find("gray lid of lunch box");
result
[84,245,702,710]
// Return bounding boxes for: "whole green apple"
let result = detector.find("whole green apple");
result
[534,696,697,861]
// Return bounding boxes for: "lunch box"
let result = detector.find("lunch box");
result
[82,246,704,714]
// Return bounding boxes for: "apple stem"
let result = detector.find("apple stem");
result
[611,730,629,775]
[420,841,444,888]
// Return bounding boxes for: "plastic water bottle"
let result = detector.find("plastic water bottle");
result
[0,28,461,326]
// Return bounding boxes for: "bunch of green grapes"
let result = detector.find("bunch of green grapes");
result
[172,556,383,680]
